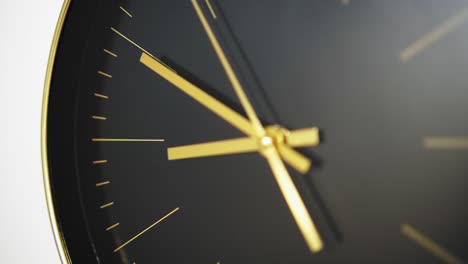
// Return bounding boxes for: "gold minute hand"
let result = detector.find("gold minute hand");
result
[191,0,323,252]
[140,53,311,173]
[140,52,254,136]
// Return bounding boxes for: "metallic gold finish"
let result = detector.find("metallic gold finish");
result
[192,0,265,137]
[400,7,468,62]
[42,0,72,262]
[401,224,463,264]
[120,6,133,18]
[93,160,108,165]
[92,138,165,142]
[100,202,115,209]
[168,128,318,165]
[263,146,323,252]
[140,53,311,173]
[106,223,120,231]
[286,127,320,148]
[192,0,323,251]
[98,70,112,78]
[276,144,311,174]
[114,207,180,252]
[423,136,468,149]
[168,137,258,160]
[104,49,118,57]
[204,0,217,19]
[92,115,107,120]
[96,181,110,187]
[94,93,109,99]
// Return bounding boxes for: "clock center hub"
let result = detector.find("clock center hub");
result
[265,125,289,146]
[258,125,290,155]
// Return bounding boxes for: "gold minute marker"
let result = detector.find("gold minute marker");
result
[401,224,463,264]
[97,70,112,78]
[94,93,109,99]
[400,6,468,62]
[103,49,118,57]
[120,6,133,18]
[92,115,107,121]
[92,160,108,165]
[114,207,180,252]
[95,181,110,187]
[106,223,120,231]
[204,0,217,19]
[100,202,114,209]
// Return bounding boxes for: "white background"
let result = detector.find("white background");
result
[1,0,63,263]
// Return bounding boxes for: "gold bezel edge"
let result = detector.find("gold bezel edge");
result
[41,0,72,263]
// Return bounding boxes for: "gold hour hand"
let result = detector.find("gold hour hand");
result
[168,128,320,161]
[168,137,258,160]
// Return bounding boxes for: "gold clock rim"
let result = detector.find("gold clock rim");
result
[41,0,72,263]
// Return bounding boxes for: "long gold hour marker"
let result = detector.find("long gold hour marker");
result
[93,160,108,165]
[98,70,112,78]
[114,207,180,252]
[120,6,133,18]
[92,138,165,142]
[106,223,120,231]
[94,93,109,99]
[400,7,468,62]
[401,224,463,264]
[423,136,468,150]
[103,49,118,57]
[100,202,114,209]
[96,181,110,187]
[92,115,107,121]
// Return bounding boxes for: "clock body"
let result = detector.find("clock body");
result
[43,0,468,263]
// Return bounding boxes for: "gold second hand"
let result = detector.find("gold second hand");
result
[110,27,175,72]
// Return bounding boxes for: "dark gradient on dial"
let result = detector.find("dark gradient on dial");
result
[47,0,468,263]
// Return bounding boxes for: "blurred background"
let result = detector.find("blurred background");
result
[1,0,62,263]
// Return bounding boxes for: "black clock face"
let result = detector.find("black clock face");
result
[46,0,468,263]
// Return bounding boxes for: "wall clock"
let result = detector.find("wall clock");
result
[43,0,468,263]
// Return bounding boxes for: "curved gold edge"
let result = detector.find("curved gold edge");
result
[41,0,72,263]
